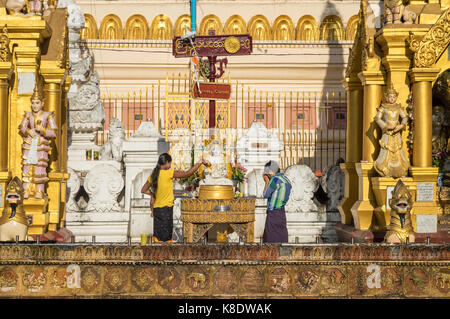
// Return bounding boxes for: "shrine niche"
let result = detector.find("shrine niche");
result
[150,14,173,40]
[345,14,359,41]
[81,14,98,40]
[296,15,319,41]
[99,14,123,40]
[174,14,191,36]
[125,14,149,40]
[224,15,247,34]
[320,15,344,41]
[199,14,222,35]
[248,15,272,40]
[273,15,295,41]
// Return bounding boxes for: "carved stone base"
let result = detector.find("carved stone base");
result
[183,222,214,243]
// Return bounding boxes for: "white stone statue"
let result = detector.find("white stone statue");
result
[66,168,81,212]
[84,164,124,212]
[321,159,345,211]
[100,118,126,161]
[132,121,161,138]
[284,165,319,213]
[200,139,233,186]
[246,168,265,197]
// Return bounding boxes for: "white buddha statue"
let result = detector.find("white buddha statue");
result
[200,138,233,186]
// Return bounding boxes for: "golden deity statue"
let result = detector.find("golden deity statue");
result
[373,83,410,178]
[384,180,415,243]
[18,86,57,199]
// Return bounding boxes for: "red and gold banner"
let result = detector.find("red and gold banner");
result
[193,83,231,100]
[173,34,252,57]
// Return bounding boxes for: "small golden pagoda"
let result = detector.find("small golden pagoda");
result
[0,1,71,236]
[339,0,449,240]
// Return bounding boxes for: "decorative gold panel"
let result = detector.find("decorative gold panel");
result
[224,15,247,34]
[296,15,319,41]
[81,14,98,39]
[320,15,344,41]
[248,15,272,40]
[199,14,223,35]
[99,14,123,40]
[150,14,173,40]
[125,14,149,40]
[174,14,191,36]
[273,15,295,41]
[346,14,359,41]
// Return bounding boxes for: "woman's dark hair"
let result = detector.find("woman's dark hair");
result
[150,153,172,193]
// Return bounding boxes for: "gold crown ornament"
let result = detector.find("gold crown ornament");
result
[30,83,44,101]
[383,82,398,102]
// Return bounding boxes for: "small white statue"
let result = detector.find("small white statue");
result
[201,138,232,186]
[100,118,125,162]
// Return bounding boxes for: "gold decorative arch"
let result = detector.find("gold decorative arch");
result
[81,14,98,39]
[99,14,123,39]
[345,14,359,41]
[320,15,344,41]
[125,14,149,40]
[224,15,247,34]
[273,15,295,41]
[296,15,319,41]
[248,15,272,40]
[174,14,192,36]
[199,14,223,35]
[150,14,173,40]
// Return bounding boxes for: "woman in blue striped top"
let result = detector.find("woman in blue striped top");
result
[262,161,292,243]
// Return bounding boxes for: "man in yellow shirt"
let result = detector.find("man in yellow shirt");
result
[141,153,207,243]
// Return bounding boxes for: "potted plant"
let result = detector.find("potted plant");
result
[231,165,247,192]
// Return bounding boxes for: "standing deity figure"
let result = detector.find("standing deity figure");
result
[373,83,410,178]
[18,87,57,199]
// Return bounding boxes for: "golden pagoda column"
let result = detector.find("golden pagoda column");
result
[350,71,384,230]
[408,67,441,231]
[41,66,69,231]
[338,78,363,225]
[0,61,12,209]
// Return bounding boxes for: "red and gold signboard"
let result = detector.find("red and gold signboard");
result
[173,34,252,57]
[193,83,231,100]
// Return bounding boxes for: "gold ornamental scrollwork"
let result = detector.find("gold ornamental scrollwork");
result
[224,36,240,54]
[409,9,450,68]
[0,25,12,62]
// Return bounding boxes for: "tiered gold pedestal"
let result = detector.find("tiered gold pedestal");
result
[181,197,255,243]
[24,197,49,235]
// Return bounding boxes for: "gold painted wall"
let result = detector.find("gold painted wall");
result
[199,14,223,35]
[81,14,98,40]
[150,14,173,40]
[99,14,123,39]
[296,15,319,41]
[320,15,344,41]
[125,14,149,40]
[248,15,272,40]
[273,15,295,41]
[224,15,247,34]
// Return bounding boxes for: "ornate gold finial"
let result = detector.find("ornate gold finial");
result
[31,81,44,101]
